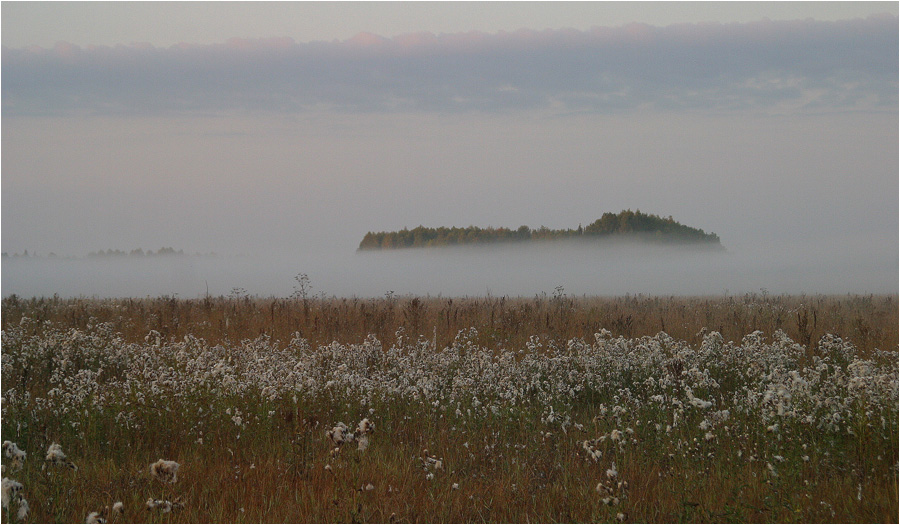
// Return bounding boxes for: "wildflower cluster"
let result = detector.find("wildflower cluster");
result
[149,459,180,484]
[45,442,77,470]
[420,449,444,481]
[595,461,629,507]
[2,442,26,472]
[1,477,28,520]
[1,314,897,521]
[146,497,184,513]
[4,319,895,442]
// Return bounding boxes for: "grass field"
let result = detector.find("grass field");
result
[1,294,897,523]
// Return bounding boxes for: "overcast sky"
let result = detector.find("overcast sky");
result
[2,2,897,297]
[3,2,896,48]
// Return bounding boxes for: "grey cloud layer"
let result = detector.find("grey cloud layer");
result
[3,16,897,115]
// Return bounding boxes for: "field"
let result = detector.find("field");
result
[1,293,897,523]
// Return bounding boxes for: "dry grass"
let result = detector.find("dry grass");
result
[2,292,896,354]
[1,294,897,523]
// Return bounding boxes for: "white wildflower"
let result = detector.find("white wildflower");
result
[327,423,351,446]
[146,497,183,513]
[2,442,26,471]
[356,418,375,435]
[606,462,618,480]
[357,434,370,452]
[2,477,23,510]
[45,443,77,470]
[149,459,180,483]
[689,397,712,409]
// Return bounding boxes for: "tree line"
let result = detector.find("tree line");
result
[1,247,210,259]
[358,210,721,250]
[87,247,186,258]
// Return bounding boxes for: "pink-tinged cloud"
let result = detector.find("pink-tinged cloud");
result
[2,16,896,116]
[224,36,297,50]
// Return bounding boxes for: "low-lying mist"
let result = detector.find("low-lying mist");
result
[2,236,895,299]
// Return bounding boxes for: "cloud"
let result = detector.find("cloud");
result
[2,15,896,116]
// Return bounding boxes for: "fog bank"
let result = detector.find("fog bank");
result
[3,237,895,299]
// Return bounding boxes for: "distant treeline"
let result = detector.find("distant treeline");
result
[2,247,214,259]
[359,210,721,250]
[87,247,186,258]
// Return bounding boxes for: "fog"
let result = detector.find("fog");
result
[3,108,896,299]
[3,234,896,299]
[2,19,897,299]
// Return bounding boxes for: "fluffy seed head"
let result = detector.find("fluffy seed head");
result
[357,434,370,452]
[149,459,180,483]
[146,497,183,513]
[46,443,77,470]
[356,418,375,435]
[606,462,618,480]
[2,477,24,509]
[327,423,351,446]
[2,442,26,471]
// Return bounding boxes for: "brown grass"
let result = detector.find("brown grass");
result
[1,293,896,523]
[2,293,896,354]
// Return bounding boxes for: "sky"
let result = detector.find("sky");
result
[3,2,895,48]
[1,2,897,297]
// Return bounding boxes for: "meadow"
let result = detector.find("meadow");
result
[1,293,897,523]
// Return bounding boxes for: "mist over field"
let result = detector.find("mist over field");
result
[2,10,897,299]
[2,233,895,298]
[3,108,897,299]
[2,8,899,524]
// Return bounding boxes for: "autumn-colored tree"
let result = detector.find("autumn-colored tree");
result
[358,210,720,250]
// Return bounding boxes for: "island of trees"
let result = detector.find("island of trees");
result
[358,210,722,251]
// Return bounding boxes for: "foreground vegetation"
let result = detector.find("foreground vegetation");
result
[1,294,897,522]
